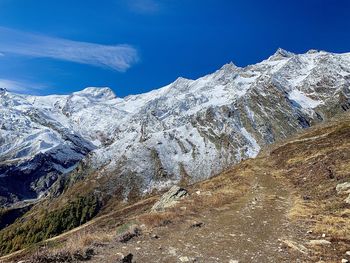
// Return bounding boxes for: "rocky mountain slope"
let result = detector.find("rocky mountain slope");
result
[3,110,350,263]
[1,49,350,206]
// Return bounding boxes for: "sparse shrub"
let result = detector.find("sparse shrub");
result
[64,231,113,250]
[116,224,141,243]
[29,247,94,262]
[138,212,177,227]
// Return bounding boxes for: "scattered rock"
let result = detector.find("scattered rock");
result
[308,239,331,246]
[179,256,190,262]
[321,233,326,238]
[151,233,159,239]
[303,195,311,200]
[151,186,188,212]
[73,248,94,261]
[229,260,239,263]
[336,182,350,194]
[346,251,350,256]
[119,253,133,263]
[190,221,203,228]
[117,226,141,243]
[281,240,308,254]
[168,247,177,256]
[341,259,349,263]
[345,194,350,204]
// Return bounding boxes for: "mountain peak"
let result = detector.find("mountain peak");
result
[217,62,240,76]
[174,77,191,83]
[220,61,238,70]
[274,48,294,57]
[170,77,193,88]
[269,48,295,60]
[73,87,116,100]
[306,49,320,54]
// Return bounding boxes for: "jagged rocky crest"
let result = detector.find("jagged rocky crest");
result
[1,49,350,205]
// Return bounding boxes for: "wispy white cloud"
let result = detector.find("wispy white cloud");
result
[127,0,161,14]
[0,78,46,94]
[0,27,138,71]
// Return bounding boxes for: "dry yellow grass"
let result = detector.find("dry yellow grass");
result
[288,196,314,220]
[52,230,113,254]
[138,211,179,227]
[313,215,350,239]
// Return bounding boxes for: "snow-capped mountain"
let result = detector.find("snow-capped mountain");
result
[1,49,350,205]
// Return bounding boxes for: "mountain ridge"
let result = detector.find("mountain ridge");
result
[1,49,350,206]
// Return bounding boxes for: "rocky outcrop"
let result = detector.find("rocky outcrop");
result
[336,182,350,204]
[336,182,350,194]
[151,186,188,212]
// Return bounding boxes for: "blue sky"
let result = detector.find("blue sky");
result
[0,0,349,97]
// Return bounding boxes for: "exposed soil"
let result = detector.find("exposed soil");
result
[87,161,305,263]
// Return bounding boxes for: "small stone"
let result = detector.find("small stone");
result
[346,251,350,256]
[336,182,350,194]
[168,247,177,256]
[196,190,201,195]
[229,260,239,263]
[341,259,349,263]
[345,194,350,204]
[303,195,311,200]
[308,239,331,246]
[151,234,159,239]
[120,253,133,263]
[321,233,326,238]
[282,240,308,254]
[190,221,203,228]
[179,256,190,262]
[307,230,313,234]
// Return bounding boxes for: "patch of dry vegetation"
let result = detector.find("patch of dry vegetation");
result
[62,231,113,251]
[27,230,112,263]
[267,113,350,261]
[138,211,178,227]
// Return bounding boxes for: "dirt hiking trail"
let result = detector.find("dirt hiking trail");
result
[90,161,304,263]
